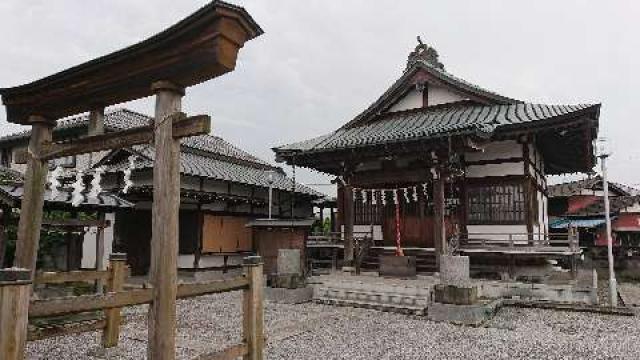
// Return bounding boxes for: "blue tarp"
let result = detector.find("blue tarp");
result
[549,217,609,229]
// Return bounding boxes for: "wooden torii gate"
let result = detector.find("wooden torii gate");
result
[0,2,263,359]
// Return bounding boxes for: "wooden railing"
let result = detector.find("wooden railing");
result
[459,230,579,252]
[1,254,265,360]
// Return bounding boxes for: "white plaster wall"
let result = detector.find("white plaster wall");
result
[429,84,466,106]
[388,88,423,112]
[465,140,522,162]
[465,162,524,178]
[466,225,529,243]
[81,212,115,269]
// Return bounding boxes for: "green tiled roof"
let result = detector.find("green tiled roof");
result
[276,102,598,154]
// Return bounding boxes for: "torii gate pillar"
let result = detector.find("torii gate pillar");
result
[147,80,184,360]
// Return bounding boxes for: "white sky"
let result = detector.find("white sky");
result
[1,0,639,195]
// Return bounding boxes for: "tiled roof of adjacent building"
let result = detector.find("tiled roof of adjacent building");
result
[0,108,271,167]
[0,108,323,198]
[103,144,322,196]
[569,195,640,216]
[276,102,598,153]
[548,176,639,198]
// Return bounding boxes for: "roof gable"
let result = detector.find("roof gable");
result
[342,60,517,129]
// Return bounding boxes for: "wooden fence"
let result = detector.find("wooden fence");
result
[0,254,264,360]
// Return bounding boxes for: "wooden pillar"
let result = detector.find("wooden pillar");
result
[329,207,336,233]
[147,80,184,360]
[433,170,446,268]
[14,117,54,278]
[193,205,203,270]
[243,256,264,360]
[0,268,31,360]
[95,212,106,294]
[103,253,127,348]
[66,210,79,271]
[343,184,354,269]
[0,206,10,267]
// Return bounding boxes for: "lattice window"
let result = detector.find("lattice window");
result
[467,183,525,224]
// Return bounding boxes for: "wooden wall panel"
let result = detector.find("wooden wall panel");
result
[253,229,306,275]
[202,215,252,253]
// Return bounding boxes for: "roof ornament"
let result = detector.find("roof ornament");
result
[406,36,445,71]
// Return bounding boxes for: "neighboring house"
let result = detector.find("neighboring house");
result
[0,108,322,275]
[549,176,640,248]
[274,39,599,274]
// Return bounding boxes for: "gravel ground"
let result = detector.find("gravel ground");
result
[27,290,640,360]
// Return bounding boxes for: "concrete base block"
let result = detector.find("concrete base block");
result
[268,273,306,289]
[379,255,417,278]
[266,287,314,304]
[434,284,478,305]
[427,300,502,326]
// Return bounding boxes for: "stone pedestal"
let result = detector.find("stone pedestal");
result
[439,255,470,286]
[269,248,307,289]
[277,249,302,275]
[379,255,417,278]
[428,255,493,325]
[433,284,478,305]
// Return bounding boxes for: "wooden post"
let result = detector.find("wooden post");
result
[102,253,127,348]
[95,212,106,294]
[0,268,31,360]
[433,170,446,269]
[329,207,336,233]
[243,256,264,360]
[0,206,10,267]
[343,184,355,270]
[14,117,54,278]
[147,80,184,360]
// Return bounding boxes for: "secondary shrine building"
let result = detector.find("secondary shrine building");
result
[274,40,600,268]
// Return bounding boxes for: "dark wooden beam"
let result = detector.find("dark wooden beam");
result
[0,3,263,125]
[14,114,210,163]
[41,218,110,229]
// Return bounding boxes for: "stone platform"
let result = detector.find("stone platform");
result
[310,272,599,319]
[427,299,502,326]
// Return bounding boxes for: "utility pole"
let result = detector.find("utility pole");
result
[598,138,617,306]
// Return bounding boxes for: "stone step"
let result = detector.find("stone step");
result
[312,281,431,314]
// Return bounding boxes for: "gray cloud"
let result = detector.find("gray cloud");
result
[1,0,638,194]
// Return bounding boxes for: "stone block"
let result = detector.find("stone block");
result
[433,284,478,305]
[439,255,470,286]
[277,249,302,275]
[268,273,306,289]
[427,300,501,326]
[379,255,417,278]
[266,287,313,304]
